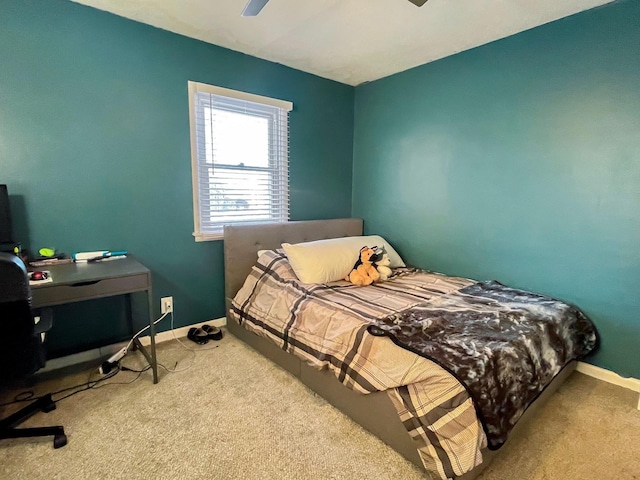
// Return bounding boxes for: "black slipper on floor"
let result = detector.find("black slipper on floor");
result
[187,327,209,345]
[201,324,223,341]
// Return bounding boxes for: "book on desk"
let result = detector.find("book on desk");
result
[73,250,128,263]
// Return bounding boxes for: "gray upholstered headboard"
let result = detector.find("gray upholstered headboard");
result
[223,218,363,302]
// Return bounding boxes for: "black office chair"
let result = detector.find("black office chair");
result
[0,252,67,448]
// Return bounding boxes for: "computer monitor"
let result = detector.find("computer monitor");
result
[0,185,14,244]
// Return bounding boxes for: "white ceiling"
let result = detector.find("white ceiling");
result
[70,0,613,86]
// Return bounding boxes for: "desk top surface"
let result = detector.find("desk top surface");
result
[31,256,150,288]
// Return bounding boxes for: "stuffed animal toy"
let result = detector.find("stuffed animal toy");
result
[345,246,381,286]
[374,251,392,281]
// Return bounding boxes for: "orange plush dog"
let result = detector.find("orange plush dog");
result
[345,246,381,286]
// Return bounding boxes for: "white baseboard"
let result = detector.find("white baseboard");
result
[137,317,226,346]
[40,343,126,374]
[576,362,640,391]
[577,361,640,410]
[41,317,227,374]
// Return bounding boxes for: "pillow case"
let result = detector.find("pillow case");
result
[255,249,299,281]
[281,235,405,284]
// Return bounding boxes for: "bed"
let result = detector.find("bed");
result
[224,218,594,479]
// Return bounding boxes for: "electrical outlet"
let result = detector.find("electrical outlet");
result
[161,296,173,314]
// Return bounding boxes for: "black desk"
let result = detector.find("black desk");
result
[30,256,158,383]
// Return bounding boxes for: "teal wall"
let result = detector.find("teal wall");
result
[353,0,640,377]
[0,0,354,356]
[2,0,637,377]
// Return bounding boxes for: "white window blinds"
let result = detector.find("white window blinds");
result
[188,81,292,241]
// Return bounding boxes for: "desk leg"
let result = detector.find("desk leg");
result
[147,287,158,384]
[125,293,135,351]
[127,289,158,384]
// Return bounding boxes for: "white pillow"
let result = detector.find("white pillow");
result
[281,235,405,284]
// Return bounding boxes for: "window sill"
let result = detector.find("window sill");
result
[193,232,224,242]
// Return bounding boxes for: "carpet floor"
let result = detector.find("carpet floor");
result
[0,331,638,480]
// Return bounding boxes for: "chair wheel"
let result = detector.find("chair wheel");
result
[53,434,67,449]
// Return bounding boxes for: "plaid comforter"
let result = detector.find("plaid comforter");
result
[230,251,486,479]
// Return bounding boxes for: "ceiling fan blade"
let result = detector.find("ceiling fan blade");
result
[407,0,428,6]
[242,0,270,16]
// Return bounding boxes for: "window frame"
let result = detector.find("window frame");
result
[188,81,293,241]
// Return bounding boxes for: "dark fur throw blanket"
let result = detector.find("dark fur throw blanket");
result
[368,280,597,449]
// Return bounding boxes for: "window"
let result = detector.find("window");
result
[188,81,292,241]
